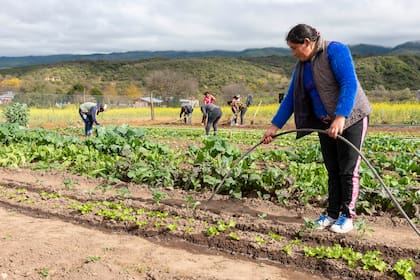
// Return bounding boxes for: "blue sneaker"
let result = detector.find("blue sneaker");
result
[314,215,336,229]
[330,214,353,233]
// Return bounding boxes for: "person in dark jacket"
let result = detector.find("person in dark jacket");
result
[201,103,222,135]
[180,104,193,124]
[262,24,372,234]
[79,102,107,136]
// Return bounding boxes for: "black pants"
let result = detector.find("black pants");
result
[205,108,222,135]
[318,117,368,219]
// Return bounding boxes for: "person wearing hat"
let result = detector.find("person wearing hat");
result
[79,102,107,136]
[229,95,244,126]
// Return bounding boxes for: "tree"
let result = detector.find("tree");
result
[123,82,141,100]
[103,82,119,96]
[66,83,85,103]
[0,77,21,91]
[90,87,104,103]
[144,70,198,102]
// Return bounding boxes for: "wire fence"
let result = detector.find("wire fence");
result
[4,93,187,108]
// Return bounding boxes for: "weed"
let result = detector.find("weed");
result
[354,219,374,238]
[39,268,49,278]
[151,188,169,205]
[115,187,131,198]
[258,213,267,219]
[85,256,101,263]
[95,184,112,193]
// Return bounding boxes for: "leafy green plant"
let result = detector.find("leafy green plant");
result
[115,187,131,198]
[136,220,148,227]
[95,184,112,193]
[255,235,266,245]
[205,226,219,236]
[268,230,282,241]
[392,259,415,280]
[298,217,320,237]
[360,250,387,272]
[151,188,169,206]
[3,103,29,127]
[229,232,240,240]
[354,219,374,238]
[85,256,101,263]
[258,213,267,219]
[183,195,201,210]
[216,219,236,232]
[39,268,49,278]
[167,224,177,231]
[185,226,195,235]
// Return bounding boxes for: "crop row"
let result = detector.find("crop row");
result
[0,123,418,220]
[0,184,416,280]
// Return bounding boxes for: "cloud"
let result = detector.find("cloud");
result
[0,0,418,56]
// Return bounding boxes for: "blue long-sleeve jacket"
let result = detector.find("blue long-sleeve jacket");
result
[79,102,100,125]
[272,41,358,128]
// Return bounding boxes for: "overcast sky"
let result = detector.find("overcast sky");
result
[0,0,419,57]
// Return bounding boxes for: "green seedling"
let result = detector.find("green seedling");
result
[151,188,169,206]
[299,217,320,237]
[268,231,282,241]
[115,187,131,198]
[255,235,266,245]
[205,226,219,236]
[354,219,374,238]
[95,184,112,193]
[185,226,195,235]
[167,224,178,231]
[39,268,49,278]
[183,195,201,210]
[258,213,267,219]
[361,250,387,272]
[392,259,415,280]
[63,178,78,190]
[154,221,162,228]
[229,232,240,240]
[136,220,148,227]
[85,256,101,263]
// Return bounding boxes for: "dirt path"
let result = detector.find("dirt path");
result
[0,167,419,280]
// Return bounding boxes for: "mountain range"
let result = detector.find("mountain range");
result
[0,41,419,68]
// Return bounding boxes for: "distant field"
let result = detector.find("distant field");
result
[0,102,419,128]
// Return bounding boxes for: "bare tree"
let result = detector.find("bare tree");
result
[144,69,198,101]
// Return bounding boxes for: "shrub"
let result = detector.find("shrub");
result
[3,102,30,127]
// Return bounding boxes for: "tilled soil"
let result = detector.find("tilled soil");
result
[0,167,419,280]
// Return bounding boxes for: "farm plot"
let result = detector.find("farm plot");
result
[0,124,419,279]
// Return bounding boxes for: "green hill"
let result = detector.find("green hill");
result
[1,40,420,68]
[1,53,420,104]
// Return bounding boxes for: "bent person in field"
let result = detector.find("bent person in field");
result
[201,103,222,136]
[79,102,107,136]
[180,104,194,124]
[262,24,372,234]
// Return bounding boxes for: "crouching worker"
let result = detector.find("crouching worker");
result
[79,102,107,136]
[180,104,193,124]
[201,103,222,135]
